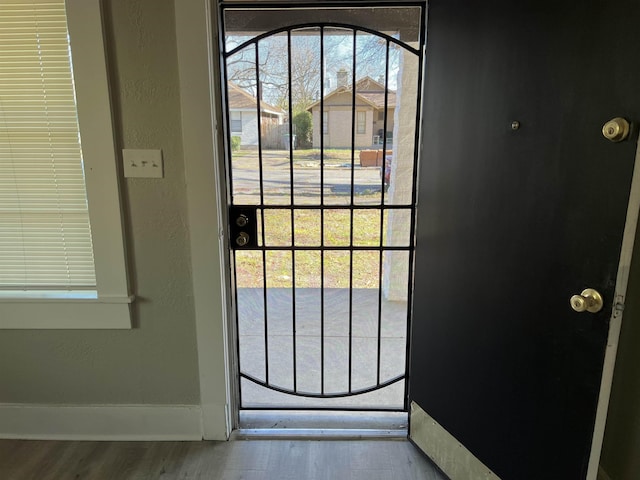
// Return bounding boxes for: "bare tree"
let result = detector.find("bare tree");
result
[225,30,400,112]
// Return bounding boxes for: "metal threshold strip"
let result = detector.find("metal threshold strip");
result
[235,410,408,439]
[232,428,407,440]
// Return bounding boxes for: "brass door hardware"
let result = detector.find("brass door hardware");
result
[236,232,250,247]
[236,214,249,227]
[602,117,630,142]
[229,206,257,249]
[570,288,604,313]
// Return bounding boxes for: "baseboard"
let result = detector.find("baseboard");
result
[598,465,613,480]
[0,404,203,440]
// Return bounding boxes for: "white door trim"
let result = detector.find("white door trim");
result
[175,0,235,440]
[586,137,640,479]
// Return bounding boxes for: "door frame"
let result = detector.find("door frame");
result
[175,0,638,461]
[586,139,640,479]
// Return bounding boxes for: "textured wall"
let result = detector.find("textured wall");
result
[600,218,640,480]
[0,0,201,405]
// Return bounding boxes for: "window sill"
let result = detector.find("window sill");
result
[0,293,134,329]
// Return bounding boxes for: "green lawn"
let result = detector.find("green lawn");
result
[232,148,362,167]
[235,208,385,288]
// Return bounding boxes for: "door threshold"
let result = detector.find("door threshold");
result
[235,410,408,439]
[232,427,407,440]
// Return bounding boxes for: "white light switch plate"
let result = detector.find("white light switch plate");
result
[122,149,164,178]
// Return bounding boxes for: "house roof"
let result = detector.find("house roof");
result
[306,76,396,111]
[227,83,285,116]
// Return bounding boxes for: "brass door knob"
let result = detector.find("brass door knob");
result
[570,288,604,313]
[602,117,630,142]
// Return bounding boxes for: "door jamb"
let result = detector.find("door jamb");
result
[586,138,640,480]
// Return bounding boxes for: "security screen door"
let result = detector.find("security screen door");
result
[220,3,425,409]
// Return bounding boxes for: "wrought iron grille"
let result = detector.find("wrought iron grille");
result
[221,7,425,410]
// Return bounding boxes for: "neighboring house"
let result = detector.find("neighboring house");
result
[227,83,285,148]
[308,76,396,148]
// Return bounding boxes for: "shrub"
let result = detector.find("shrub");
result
[293,111,313,149]
[231,136,241,152]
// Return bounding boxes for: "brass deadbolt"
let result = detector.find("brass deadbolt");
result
[236,214,249,227]
[570,288,604,313]
[602,117,630,142]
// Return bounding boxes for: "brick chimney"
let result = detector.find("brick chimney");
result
[336,68,349,88]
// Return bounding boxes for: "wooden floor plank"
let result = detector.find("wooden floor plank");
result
[0,438,447,480]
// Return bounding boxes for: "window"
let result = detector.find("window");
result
[323,111,328,134]
[357,111,366,134]
[0,0,132,329]
[231,111,243,132]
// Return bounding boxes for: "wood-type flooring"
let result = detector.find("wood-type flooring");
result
[0,438,447,479]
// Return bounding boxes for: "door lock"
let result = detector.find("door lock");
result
[602,117,630,142]
[236,214,249,227]
[570,288,604,313]
[229,206,257,249]
[236,232,250,247]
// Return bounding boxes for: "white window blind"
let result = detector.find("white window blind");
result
[0,0,96,290]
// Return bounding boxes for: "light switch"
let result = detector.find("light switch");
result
[122,149,164,178]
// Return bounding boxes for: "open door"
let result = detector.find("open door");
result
[409,1,640,479]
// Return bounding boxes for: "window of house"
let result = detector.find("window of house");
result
[356,111,366,134]
[323,111,328,134]
[0,0,132,329]
[231,111,243,132]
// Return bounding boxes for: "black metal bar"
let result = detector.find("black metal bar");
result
[410,38,424,209]
[320,26,326,396]
[254,42,271,385]
[404,29,426,411]
[221,1,425,8]
[381,40,390,205]
[320,27,325,209]
[350,31,357,209]
[220,49,235,206]
[233,204,414,210]
[376,40,391,385]
[229,245,413,251]
[232,250,244,406]
[225,22,421,58]
[347,29,357,393]
[287,31,298,393]
[242,406,408,413]
[255,45,265,207]
[241,372,405,399]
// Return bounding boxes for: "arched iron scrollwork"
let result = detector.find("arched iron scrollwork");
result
[225,22,421,58]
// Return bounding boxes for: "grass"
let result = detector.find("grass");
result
[232,148,363,167]
[293,148,361,162]
[235,208,387,288]
[230,147,401,288]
